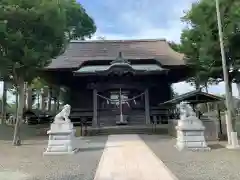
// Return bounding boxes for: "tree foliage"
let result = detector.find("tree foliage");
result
[0,0,96,145]
[64,0,96,40]
[180,0,240,130]
[0,0,67,83]
[181,0,240,84]
[0,0,96,82]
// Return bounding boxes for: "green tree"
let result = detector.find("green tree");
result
[168,41,182,53]
[182,0,240,82]
[0,0,96,145]
[169,37,211,90]
[180,28,215,90]
[64,0,96,40]
[181,0,240,129]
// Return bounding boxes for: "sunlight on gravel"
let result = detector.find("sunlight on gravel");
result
[142,135,240,180]
[0,126,107,180]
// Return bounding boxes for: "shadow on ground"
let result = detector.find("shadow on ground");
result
[0,135,108,180]
[78,146,105,152]
[208,143,225,149]
[0,124,49,141]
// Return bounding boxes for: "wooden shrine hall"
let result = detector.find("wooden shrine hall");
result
[41,39,191,127]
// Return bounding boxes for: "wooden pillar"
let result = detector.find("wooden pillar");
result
[92,89,98,127]
[145,89,150,125]
[47,87,52,112]
[56,87,60,111]
[52,98,57,114]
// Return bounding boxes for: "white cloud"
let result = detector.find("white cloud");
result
[172,82,195,95]
[92,27,182,42]
[1,0,233,100]
[93,19,184,43]
[173,81,239,97]
[91,0,239,97]
[91,0,197,43]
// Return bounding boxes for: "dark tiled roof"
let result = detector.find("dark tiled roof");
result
[159,89,223,105]
[46,39,186,69]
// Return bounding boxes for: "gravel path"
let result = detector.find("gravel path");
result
[141,135,240,180]
[3,123,240,180]
[0,132,107,180]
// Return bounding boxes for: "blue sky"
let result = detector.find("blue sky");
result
[77,0,238,96]
[0,0,238,98]
[78,0,195,42]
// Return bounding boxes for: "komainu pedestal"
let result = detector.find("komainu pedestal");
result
[175,102,210,151]
[43,104,77,155]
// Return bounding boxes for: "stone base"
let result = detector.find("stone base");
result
[116,121,128,125]
[226,145,240,150]
[175,122,210,152]
[225,132,240,150]
[43,148,79,156]
[175,145,211,151]
[175,139,211,152]
[44,121,77,156]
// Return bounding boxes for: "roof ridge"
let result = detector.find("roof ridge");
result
[70,38,167,43]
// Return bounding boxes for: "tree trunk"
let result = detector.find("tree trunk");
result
[13,78,25,146]
[205,82,208,93]
[1,81,7,124]
[195,81,200,90]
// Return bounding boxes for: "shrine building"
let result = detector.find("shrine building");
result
[41,39,191,127]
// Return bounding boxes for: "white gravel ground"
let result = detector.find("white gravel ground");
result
[2,124,240,180]
[141,135,240,180]
[0,134,107,180]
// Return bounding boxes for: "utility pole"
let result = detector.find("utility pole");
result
[215,0,238,148]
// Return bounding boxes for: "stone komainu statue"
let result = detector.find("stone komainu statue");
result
[178,101,204,128]
[178,101,196,120]
[54,104,71,123]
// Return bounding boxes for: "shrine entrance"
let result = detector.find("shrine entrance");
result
[96,88,146,126]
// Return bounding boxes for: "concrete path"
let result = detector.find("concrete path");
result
[94,134,178,180]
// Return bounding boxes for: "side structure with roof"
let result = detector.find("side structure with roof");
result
[41,39,192,127]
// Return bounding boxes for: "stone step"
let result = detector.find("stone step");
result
[98,115,146,126]
[47,145,69,152]
[48,140,72,146]
[87,127,168,136]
